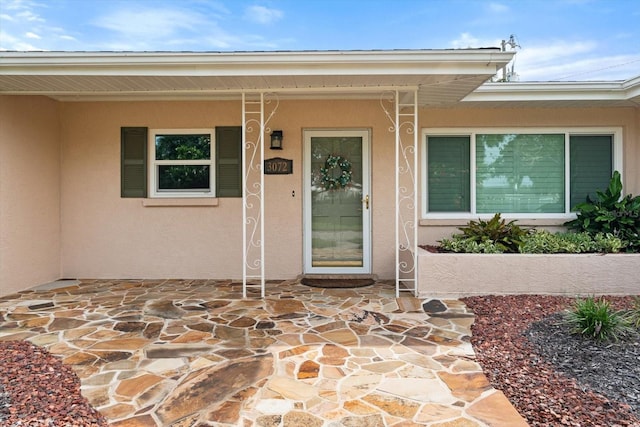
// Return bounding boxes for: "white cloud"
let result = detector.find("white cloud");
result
[516,53,640,81]
[16,10,43,22]
[89,5,287,51]
[0,0,45,50]
[497,39,639,81]
[450,33,501,49]
[511,40,598,80]
[451,35,638,81]
[488,2,509,13]
[244,5,283,24]
[0,30,39,50]
[93,8,206,40]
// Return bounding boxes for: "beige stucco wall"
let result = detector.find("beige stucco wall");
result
[418,106,640,245]
[2,96,637,289]
[0,96,61,295]
[416,248,640,297]
[59,100,399,281]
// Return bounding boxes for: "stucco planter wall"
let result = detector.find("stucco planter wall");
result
[414,247,640,298]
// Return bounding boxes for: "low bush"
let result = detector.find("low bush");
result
[439,213,529,253]
[519,230,624,254]
[439,217,625,254]
[563,297,633,341]
[438,237,504,253]
[565,171,640,252]
[628,297,640,329]
[520,230,592,253]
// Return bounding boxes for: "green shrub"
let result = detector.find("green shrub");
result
[555,231,598,253]
[451,213,529,253]
[438,213,626,254]
[565,171,640,252]
[627,297,640,329]
[564,297,633,341]
[592,232,625,253]
[439,236,504,253]
[519,230,592,253]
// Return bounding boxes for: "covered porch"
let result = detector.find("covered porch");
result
[0,49,514,297]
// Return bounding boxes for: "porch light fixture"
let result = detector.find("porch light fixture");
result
[270,130,283,150]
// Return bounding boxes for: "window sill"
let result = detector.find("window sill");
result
[420,216,574,227]
[142,198,219,207]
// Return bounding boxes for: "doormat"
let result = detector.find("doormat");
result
[300,278,375,289]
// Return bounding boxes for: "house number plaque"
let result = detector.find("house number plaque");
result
[264,157,293,174]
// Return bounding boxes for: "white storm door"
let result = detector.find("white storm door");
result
[304,130,371,274]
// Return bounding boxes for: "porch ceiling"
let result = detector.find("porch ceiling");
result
[0,50,513,106]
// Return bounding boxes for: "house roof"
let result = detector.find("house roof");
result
[461,75,640,108]
[0,50,638,108]
[0,49,513,106]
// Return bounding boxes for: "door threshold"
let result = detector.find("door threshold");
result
[298,274,377,281]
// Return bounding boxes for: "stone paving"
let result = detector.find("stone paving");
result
[0,279,528,426]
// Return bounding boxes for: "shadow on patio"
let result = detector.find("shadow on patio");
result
[0,279,526,426]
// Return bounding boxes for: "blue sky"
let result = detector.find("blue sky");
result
[1,0,638,81]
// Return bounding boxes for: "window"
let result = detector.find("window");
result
[569,135,613,208]
[476,134,565,214]
[424,129,619,218]
[121,126,242,198]
[151,130,213,197]
[427,136,470,212]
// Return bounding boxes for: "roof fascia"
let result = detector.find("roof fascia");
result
[0,50,514,77]
[465,77,640,102]
[622,75,640,101]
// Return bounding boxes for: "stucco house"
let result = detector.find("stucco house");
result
[1,49,639,297]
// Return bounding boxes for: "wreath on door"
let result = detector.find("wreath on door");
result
[320,154,352,190]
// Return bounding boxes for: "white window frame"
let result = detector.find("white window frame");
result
[149,129,216,198]
[422,127,623,220]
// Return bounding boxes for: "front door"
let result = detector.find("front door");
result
[304,130,371,274]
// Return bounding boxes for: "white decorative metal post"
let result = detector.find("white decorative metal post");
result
[242,92,279,298]
[381,90,419,297]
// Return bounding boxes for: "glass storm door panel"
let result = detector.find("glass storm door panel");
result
[304,130,370,274]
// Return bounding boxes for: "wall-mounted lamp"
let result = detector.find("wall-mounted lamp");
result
[270,130,283,150]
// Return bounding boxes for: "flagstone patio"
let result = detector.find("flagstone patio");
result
[0,279,527,426]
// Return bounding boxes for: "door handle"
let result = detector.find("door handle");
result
[362,195,369,209]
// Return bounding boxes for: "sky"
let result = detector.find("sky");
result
[0,0,639,82]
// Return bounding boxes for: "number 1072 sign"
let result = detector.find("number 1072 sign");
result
[264,157,293,174]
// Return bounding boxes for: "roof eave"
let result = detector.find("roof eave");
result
[0,49,514,77]
[465,76,640,104]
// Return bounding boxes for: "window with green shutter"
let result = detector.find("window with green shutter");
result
[569,135,613,209]
[424,129,619,217]
[121,126,243,199]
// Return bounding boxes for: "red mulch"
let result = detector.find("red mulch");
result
[463,295,639,427]
[0,340,107,426]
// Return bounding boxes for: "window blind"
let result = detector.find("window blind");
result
[570,135,612,209]
[427,136,470,212]
[476,134,564,213]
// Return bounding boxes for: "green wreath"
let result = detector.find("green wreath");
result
[320,154,352,190]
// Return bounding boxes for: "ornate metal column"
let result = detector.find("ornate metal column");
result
[381,90,419,297]
[242,92,280,298]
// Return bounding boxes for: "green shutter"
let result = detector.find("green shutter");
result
[570,135,613,209]
[121,127,147,198]
[216,126,242,197]
[427,136,470,212]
